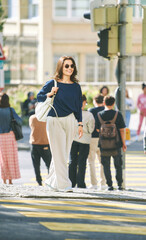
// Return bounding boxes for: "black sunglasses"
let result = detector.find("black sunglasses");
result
[64,64,74,69]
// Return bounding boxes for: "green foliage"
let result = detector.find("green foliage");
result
[0,0,7,32]
[4,85,41,125]
[5,85,40,115]
[82,86,100,110]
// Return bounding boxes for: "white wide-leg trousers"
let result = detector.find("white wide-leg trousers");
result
[46,113,77,190]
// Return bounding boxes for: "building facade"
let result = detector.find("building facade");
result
[2,0,146,91]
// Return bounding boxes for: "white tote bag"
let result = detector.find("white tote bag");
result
[35,79,58,122]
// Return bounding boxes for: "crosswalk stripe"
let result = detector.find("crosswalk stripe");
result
[40,222,146,235]
[18,207,146,215]
[1,199,146,210]
[18,211,146,222]
[2,202,146,211]
[1,199,146,235]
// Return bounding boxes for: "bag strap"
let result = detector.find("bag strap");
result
[9,107,14,120]
[98,113,104,124]
[54,79,57,87]
[111,111,118,124]
[51,79,58,117]
[98,111,118,125]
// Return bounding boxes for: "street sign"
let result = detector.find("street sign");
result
[0,44,5,60]
[0,61,3,69]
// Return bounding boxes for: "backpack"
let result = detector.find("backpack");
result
[98,111,121,151]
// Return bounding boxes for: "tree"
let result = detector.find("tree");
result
[0,0,7,32]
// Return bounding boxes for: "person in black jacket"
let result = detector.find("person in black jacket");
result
[23,92,37,116]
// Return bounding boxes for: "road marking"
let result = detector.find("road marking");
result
[1,199,146,236]
[40,222,146,235]
[1,200,146,210]
[2,203,146,213]
[19,211,146,222]
[18,207,146,215]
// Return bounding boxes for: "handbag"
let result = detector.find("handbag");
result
[35,79,58,122]
[10,108,23,141]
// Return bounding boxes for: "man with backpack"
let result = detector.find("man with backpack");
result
[96,96,127,191]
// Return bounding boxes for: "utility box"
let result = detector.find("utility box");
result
[125,7,133,55]
[92,8,106,31]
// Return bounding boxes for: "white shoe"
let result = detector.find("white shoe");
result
[97,185,107,191]
[88,185,97,190]
[64,187,73,192]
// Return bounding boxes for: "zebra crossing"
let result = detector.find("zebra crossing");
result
[85,152,146,189]
[25,151,146,189]
[0,198,146,238]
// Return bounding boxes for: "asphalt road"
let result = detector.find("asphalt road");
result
[0,198,146,240]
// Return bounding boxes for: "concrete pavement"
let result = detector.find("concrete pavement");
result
[0,183,146,201]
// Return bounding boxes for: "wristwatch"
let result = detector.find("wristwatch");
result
[78,124,83,127]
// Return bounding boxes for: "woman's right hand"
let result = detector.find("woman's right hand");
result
[47,87,59,97]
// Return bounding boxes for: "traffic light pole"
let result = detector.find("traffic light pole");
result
[118,0,128,189]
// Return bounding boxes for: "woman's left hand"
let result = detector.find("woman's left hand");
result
[78,126,83,139]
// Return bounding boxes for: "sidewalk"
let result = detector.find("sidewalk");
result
[0,184,146,201]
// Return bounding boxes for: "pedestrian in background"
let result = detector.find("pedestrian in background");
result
[100,86,109,97]
[125,89,135,128]
[69,94,95,188]
[0,93,22,184]
[29,114,52,186]
[96,96,127,191]
[23,92,37,117]
[37,56,83,192]
[137,83,146,136]
[88,94,106,190]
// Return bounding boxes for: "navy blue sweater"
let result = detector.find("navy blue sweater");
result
[37,80,82,122]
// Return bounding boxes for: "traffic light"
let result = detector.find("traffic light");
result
[142,7,146,55]
[97,26,118,59]
[97,29,109,58]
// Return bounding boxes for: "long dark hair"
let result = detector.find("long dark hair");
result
[54,56,78,83]
[0,93,10,108]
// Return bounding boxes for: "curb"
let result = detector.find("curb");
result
[1,185,146,202]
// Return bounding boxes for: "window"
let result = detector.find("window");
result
[28,0,38,19]
[135,56,144,81]
[72,0,89,17]
[140,0,146,17]
[20,41,38,81]
[128,0,135,17]
[8,0,18,19]
[128,0,146,18]
[54,0,67,17]
[86,55,109,82]
[126,56,145,82]
[54,0,89,18]
[126,57,132,82]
